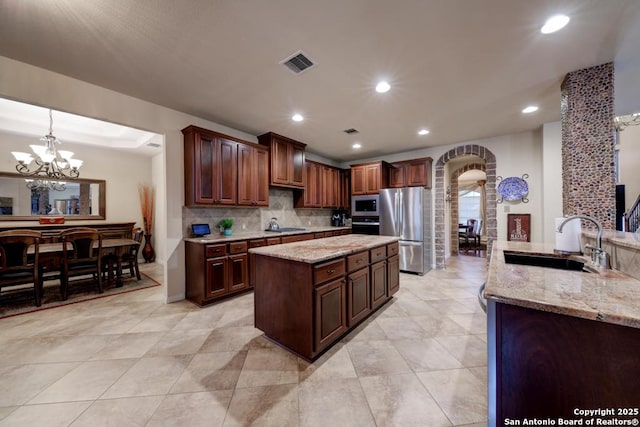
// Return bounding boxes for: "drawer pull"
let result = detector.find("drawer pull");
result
[356,259,362,264]
[327,269,336,274]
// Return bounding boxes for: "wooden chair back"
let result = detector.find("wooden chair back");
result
[60,228,102,262]
[0,230,41,272]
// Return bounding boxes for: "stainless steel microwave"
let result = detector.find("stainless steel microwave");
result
[351,194,379,217]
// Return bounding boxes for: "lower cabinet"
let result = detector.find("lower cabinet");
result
[387,254,399,296]
[314,278,348,351]
[347,266,370,326]
[186,240,251,306]
[371,260,387,310]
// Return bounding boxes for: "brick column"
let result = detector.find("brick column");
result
[560,62,616,229]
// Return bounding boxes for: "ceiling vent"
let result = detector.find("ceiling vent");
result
[146,142,161,148]
[343,128,359,134]
[280,51,316,74]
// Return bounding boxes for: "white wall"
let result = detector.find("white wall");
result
[542,122,563,244]
[0,55,257,303]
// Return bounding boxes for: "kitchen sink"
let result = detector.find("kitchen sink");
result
[503,250,587,272]
[264,227,307,233]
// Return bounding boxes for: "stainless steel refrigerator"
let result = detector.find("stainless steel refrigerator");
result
[379,187,432,275]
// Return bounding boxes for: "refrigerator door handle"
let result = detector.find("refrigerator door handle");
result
[395,191,400,236]
[399,191,404,237]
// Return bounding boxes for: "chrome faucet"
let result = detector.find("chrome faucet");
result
[557,215,609,268]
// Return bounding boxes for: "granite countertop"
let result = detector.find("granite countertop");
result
[249,234,399,264]
[583,229,640,251]
[184,226,351,244]
[484,240,640,329]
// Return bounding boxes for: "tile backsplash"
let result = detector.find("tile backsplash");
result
[183,188,333,236]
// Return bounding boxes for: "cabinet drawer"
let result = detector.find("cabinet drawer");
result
[229,241,248,254]
[314,232,326,239]
[249,239,266,248]
[314,258,346,285]
[370,245,387,263]
[387,242,399,257]
[205,244,227,258]
[266,237,281,245]
[347,251,369,272]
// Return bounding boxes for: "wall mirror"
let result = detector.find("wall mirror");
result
[0,172,105,220]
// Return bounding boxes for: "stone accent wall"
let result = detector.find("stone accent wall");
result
[435,145,496,268]
[561,62,616,230]
[450,162,486,255]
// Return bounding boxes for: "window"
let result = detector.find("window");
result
[459,190,481,225]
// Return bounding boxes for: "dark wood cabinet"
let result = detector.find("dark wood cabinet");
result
[370,260,387,310]
[183,125,268,207]
[185,240,252,306]
[258,132,306,189]
[295,161,341,209]
[387,157,432,189]
[351,161,390,195]
[347,262,370,326]
[314,278,348,352]
[237,143,269,207]
[183,126,237,206]
[340,169,351,210]
[387,254,399,296]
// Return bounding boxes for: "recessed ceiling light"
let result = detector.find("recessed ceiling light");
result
[375,81,391,93]
[522,106,539,114]
[418,129,430,136]
[292,113,304,122]
[352,143,362,149]
[541,14,570,34]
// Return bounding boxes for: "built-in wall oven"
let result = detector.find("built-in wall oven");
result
[351,195,380,235]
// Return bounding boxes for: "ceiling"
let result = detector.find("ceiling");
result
[0,0,638,161]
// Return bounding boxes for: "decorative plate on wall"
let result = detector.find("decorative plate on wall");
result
[497,174,529,203]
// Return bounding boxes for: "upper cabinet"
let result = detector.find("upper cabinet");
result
[183,125,268,207]
[387,157,433,189]
[237,143,269,207]
[258,132,306,189]
[351,161,390,195]
[295,160,343,209]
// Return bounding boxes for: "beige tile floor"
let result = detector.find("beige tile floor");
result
[0,257,488,426]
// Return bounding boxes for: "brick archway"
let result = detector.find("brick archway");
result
[434,145,497,268]
[450,162,486,255]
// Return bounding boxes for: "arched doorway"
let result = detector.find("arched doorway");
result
[434,145,497,268]
[451,163,486,255]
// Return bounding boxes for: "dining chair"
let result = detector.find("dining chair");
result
[0,230,43,306]
[119,227,143,281]
[459,218,477,249]
[59,228,103,300]
[473,219,483,248]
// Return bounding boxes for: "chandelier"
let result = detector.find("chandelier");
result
[614,112,640,131]
[25,179,67,192]
[11,109,83,179]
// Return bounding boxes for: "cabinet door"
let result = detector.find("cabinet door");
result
[370,260,387,309]
[228,253,248,293]
[304,162,322,207]
[254,147,270,206]
[205,257,228,300]
[194,132,216,204]
[291,143,306,187]
[388,165,405,188]
[351,166,366,195]
[216,138,238,205]
[387,255,399,296]
[314,278,347,352]
[340,169,351,209]
[322,166,339,208]
[271,137,290,185]
[237,144,254,206]
[406,160,430,188]
[365,164,381,194]
[347,267,370,326]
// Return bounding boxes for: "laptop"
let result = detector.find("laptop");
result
[191,223,211,237]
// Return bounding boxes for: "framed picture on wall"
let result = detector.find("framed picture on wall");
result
[507,213,531,242]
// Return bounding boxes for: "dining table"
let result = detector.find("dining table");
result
[31,238,140,287]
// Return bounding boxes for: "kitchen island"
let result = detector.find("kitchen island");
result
[484,241,640,427]
[250,234,400,361]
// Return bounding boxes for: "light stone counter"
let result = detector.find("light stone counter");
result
[249,234,399,264]
[484,240,640,329]
[184,226,351,244]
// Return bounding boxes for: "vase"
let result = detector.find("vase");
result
[142,233,156,263]
[224,229,233,236]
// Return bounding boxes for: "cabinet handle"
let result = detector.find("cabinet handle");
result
[327,269,336,274]
[356,259,362,264]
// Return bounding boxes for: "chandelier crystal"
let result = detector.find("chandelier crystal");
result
[25,179,67,192]
[11,109,83,179]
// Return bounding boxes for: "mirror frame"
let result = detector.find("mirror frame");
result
[0,171,106,221]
